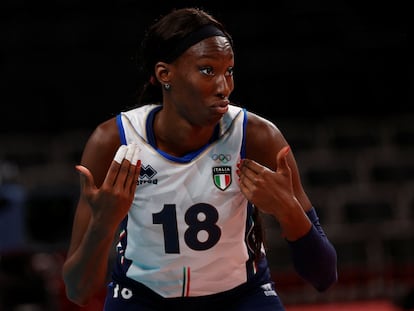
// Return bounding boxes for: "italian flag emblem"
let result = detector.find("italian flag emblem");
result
[212,166,232,191]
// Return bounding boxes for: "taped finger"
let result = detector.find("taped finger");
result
[125,144,136,162]
[131,144,141,165]
[114,145,128,164]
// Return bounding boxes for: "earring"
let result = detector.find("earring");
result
[163,83,171,91]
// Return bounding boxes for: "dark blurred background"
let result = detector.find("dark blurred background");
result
[0,0,412,310]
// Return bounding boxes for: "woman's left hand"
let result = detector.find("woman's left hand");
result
[237,145,300,220]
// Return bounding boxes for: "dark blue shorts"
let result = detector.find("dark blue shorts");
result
[103,280,286,311]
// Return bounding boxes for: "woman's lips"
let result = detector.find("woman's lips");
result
[212,100,229,114]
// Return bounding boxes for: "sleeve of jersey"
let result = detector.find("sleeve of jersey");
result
[286,208,338,292]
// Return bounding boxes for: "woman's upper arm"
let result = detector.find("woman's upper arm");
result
[66,117,121,256]
[244,112,285,170]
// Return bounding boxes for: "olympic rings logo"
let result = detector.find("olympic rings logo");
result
[212,153,231,163]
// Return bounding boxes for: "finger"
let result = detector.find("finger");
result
[124,143,136,163]
[129,160,141,194]
[124,144,141,190]
[238,173,253,200]
[114,144,128,164]
[240,172,256,190]
[113,144,137,189]
[131,143,141,166]
[114,143,141,189]
[240,164,257,184]
[238,161,258,192]
[276,145,291,175]
[241,159,262,174]
[75,165,97,195]
[104,145,127,186]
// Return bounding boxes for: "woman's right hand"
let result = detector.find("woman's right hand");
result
[75,144,141,228]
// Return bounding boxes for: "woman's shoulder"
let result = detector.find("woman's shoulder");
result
[244,110,287,167]
[245,110,281,135]
[93,117,119,145]
[123,103,161,116]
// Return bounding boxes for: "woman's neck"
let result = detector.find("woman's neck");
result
[153,108,218,157]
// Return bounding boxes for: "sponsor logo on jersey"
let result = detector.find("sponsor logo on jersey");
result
[212,166,232,191]
[261,283,277,296]
[138,164,158,185]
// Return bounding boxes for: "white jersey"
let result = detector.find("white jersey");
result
[114,104,260,298]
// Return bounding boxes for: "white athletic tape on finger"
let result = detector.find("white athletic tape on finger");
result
[131,144,141,164]
[125,144,136,162]
[114,145,128,164]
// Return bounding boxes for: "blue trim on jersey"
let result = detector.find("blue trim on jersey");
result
[145,105,162,148]
[155,139,220,162]
[116,114,127,145]
[113,217,133,278]
[241,108,248,159]
[145,105,220,163]
[245,202,256,279]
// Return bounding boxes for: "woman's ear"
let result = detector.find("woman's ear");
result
[154,62,171,84]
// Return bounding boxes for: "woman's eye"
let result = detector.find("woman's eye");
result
[200,67,214,75]
[226,67,234,76]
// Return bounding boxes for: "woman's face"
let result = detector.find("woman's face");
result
[166,35,235,127]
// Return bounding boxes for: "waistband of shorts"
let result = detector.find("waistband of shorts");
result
[110,264,273,303]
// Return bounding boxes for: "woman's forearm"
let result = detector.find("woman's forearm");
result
[62,223,116,306]
[286,208,338,291]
